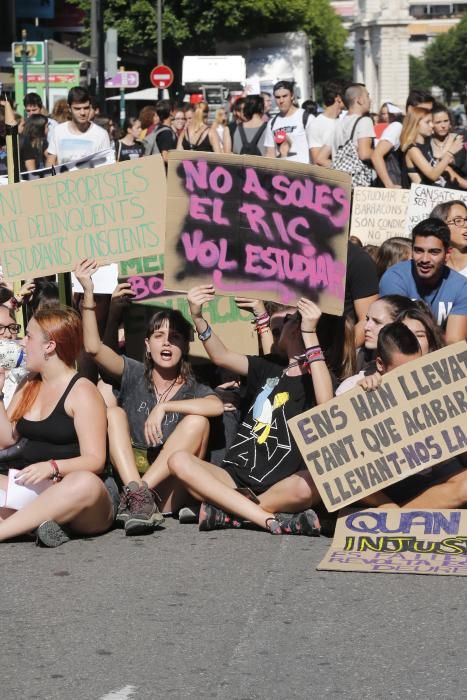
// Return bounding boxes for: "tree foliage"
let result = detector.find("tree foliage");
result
[409,56,430,92]
[69,0,351,87]
[422,13,467,101]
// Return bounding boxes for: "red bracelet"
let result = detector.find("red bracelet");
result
[50,459,62,482]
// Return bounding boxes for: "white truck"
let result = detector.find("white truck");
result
[181,55,246,116]
[217,31,314,105]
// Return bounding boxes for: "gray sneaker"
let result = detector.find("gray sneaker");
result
[124,481,164,536]
[35,520,72,548]
[115,490,130,528]
[178,505,200,524]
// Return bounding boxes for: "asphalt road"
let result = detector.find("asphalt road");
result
[1,518,465,700]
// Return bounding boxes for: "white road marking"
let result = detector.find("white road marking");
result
[99,685,138,700]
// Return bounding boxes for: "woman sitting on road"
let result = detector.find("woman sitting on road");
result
[0,306,118,547]
[74,259,224,536]
[166,286,334,535]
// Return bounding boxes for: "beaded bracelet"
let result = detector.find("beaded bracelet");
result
[49,459,62,482]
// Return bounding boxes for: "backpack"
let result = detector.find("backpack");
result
[332,116,373,187]
[143,125,174,156]
[237,123,267,156]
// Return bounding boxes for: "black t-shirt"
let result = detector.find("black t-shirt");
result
[221,356,316,493]
[155,125,177,153]
[343,242,379,321]
[117,140,144,161]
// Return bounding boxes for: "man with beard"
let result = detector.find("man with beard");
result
[379,218,467,343]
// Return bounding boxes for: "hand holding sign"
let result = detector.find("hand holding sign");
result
[74,258,98,293]
[187,285,216,320]
[296,297,321,333]
[234,297,267,318]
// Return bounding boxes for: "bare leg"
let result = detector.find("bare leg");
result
[0,472,114,542]
[403,469,467,508]
[143,415,210,511]
[258,470,320,513]
[107,406,143,486]
[169,450,280,530]
[98,380,118,408]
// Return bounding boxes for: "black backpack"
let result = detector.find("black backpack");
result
[237,123,267,156]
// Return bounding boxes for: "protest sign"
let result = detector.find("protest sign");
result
[318,509,467,576]
[288,341,467,512]
[0,155,166,280]
[120,259,258,359]
[350,187,410,245]
[406,183,467,233]
[164,152,352,315]
[0,149,116,186]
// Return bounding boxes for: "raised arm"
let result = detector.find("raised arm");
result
[297,297,333,405]
[187,285,249,376]
[234,297,273,355]
[74,259,124,379]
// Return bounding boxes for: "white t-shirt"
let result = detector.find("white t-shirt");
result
[378,121,402,150]
[263,108,315,163]
[330,114,375,159]
[308,113,337,151]
[47,121,111,164]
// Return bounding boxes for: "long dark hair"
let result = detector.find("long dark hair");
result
[143,309,194,392]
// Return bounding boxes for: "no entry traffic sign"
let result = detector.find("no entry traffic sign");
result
[150,64,174,89]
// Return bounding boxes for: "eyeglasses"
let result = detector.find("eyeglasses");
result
[447,217,467,227]
[0,323,21,335]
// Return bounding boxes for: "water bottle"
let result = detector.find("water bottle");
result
[0,340,26,370]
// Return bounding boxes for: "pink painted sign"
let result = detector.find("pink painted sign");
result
[164,152,351,315]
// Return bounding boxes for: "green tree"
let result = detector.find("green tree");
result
[409,55,430,92]
[69,0,351,89]
[423,13,467,101]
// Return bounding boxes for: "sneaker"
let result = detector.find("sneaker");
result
[269,509,321,536]
[198,502,242,531]
[35,520,72,548]
[178,505,200,524]
[115,490,130,528]
[124,481,164,536]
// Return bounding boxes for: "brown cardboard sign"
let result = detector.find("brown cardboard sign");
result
[0,155,166,280]
[288,342,467,512]
[164,152,351,315]
[350,187,410,245]
[318,509,467,576]
[120,274,258,362]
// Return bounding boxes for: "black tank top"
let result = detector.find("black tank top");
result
[181,127,213,152]
[16,374,81,466]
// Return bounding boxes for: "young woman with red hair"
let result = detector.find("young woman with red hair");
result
[0,306,118,547]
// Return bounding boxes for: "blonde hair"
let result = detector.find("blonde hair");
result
[214,108,226,126]
[191,102,209,130]
[400,107,431,152]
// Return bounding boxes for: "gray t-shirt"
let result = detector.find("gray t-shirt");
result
[117,356,215,449]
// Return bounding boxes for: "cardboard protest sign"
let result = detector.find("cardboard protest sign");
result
[406,183,467,233]
[120,258,258,360]
[164,152,352,315]
[318,509,467,576]
[288,341,467,512]
[350,187,410,245]
[0,149,116,186]
[0,155,165,280]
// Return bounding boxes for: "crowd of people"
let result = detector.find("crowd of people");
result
[2,80,465,188]
[0,82,466,548]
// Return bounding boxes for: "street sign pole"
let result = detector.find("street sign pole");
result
[21,29,28,115]
[157,0,163,99]
[44,39,50,111]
